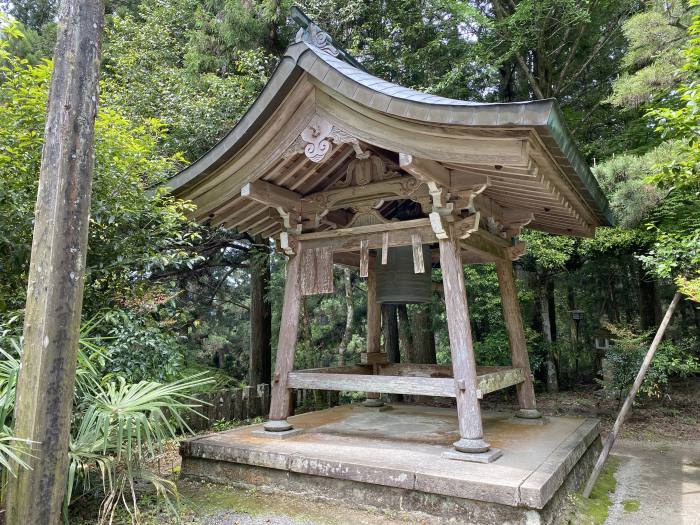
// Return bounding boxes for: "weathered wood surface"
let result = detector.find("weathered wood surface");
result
[297,216,480,253]
[287,367,524,399]
[287,372,456,397]
[439,224,488,452]
[184,384,271,432]
[6,1,106,523]
[495,259,538,414]
[266,253,303,428]
[300,245,334,295]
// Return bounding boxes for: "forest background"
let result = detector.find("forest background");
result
[0,0,699,460]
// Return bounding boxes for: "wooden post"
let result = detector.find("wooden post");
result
[264,252,302,431]
[439,228,489,453]
[363,260,384,407]
[6,1,105,523]
[495,259,540,418]
[583,292,681,498]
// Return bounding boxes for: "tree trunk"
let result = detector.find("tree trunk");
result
[382,304,401,403]
[382,304,399,363]
[397,304,415,362]
[411,304,437,364]
[249,239,272,386]
[338,268,353,366]
[542,275,559,393]
[6,1,105,522]
[567,284,581,386]
[638,264,660,329]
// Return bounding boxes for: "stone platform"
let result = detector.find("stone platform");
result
[180,404,601,525]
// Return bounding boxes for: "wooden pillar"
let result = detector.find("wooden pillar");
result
[6,1,105,523]
[495,259,541,418]
[363,261,384,407]
[439,229,489,453]
[264,252,302,431]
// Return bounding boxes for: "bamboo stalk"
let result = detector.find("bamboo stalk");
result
[582,292,682,498]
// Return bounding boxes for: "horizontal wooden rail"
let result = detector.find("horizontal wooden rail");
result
[287,372,456,397]
[287,366,526,399]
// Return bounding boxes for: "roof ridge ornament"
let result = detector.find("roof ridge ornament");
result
[295,22,339,57]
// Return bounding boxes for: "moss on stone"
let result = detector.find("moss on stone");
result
[623,499,640,513]
[569,456,620,525]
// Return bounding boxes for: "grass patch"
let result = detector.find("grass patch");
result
[569,456,620,525]
[623,499,640,513]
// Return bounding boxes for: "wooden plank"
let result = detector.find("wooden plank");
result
[477,367,525,396]
[300,246,333,296]
[366,262,381,352]
[381,232,389,264]
[411,233,424,273]
[302,176,427,211]
[287,372,456,397]
[296,365,372,374]
[300,217,434,240]
[288,366,524,397]
[359,239,369,278]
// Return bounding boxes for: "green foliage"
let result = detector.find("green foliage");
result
[100,309,185,383]
[599,324,700,398]
[607,2,692,108]
[641,1,700,299]
[101,0,271,160]
[0,22,200,319]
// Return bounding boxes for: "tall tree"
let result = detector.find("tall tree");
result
[6,0,105,522]
[249,237,272,385]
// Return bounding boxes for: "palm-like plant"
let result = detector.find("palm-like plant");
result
[66,373,211,523]
[0,318,213,524]
[0,347,34,478]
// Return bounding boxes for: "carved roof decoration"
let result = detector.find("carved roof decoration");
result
[163,9,613,244]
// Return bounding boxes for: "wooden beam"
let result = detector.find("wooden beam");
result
[399,153,451,190]
[287,372,456,397]
[287,367,525,398]
[241,180,303,211]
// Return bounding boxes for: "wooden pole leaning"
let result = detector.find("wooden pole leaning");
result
[264,251,303,432]
[495,259,541,419]
[439,225,490,454]
[583,291,682,498]
[363,260,385,407]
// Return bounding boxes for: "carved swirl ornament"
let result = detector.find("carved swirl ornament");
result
[284,116,368,164]
[300,117,333,162]
[295,23,339,57]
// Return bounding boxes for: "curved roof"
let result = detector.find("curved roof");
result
[165,22,612,240]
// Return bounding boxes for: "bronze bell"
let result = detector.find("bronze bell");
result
[375,245,432,304]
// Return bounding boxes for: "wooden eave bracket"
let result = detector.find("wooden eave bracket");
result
[429,212,481,241]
